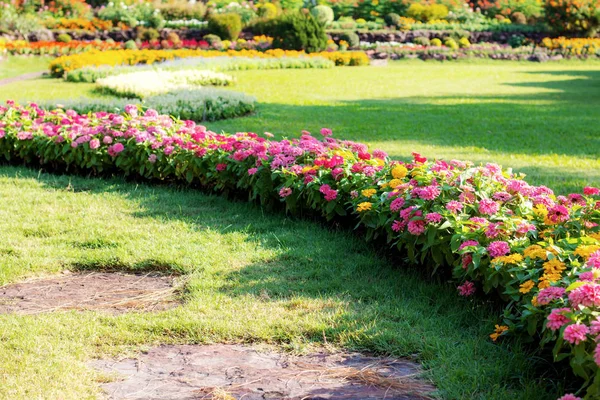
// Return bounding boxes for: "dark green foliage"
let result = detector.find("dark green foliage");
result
[207,13,243,40]
[384,12,401,28]
[508,33,526,48]
[267,12,327,53]
[136,27,160,41]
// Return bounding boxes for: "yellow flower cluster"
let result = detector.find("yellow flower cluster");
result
[357,202,372,212]
[574,245,600,260]
[541,37,600,55]
[490,324,509,341]
[519,280,535,294]
[523,245,547,260]
[492,254,524,265]
[361,189,377,197]
[391,164,408,179]
[538,258,566,289]
[50,49,370,77]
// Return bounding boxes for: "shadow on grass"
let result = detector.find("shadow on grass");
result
[0,164,575,399]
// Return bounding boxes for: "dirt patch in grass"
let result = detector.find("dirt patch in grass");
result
[92,344,434,399]
[0,272,179,314]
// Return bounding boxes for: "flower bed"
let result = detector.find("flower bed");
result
[1,40,122,56]
[49,49,369,77]
[40,89,256,122]
[541,37,600,56]
[363,42,544,60]
[96,70,235,98]
[0,102,599,399]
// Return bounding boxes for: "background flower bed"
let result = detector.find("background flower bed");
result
[0,101,599,398]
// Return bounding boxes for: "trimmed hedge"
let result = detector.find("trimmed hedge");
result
[0,102,599,399]
[38,89,256,122]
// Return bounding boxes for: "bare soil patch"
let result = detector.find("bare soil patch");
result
[92,344,434,400]
[0,272,179,314]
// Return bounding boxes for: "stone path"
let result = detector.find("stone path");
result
[92,344,435,400]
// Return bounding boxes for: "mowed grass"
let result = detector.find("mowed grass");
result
[0,56,51,79]
[1,57,598,399]
[4,58,599,193]
[0,166,567,399]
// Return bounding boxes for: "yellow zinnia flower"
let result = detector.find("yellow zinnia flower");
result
[391,164,408,179]
[361,189,377,197]
[357,202,372,212]
[519,280,535,294]
[490,325,509,341]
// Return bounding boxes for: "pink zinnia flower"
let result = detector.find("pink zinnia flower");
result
[558,394,582,400]
[462,254,472,269]
[124,104,138,117]
[89,139,100,149]
[279,187,292,198]
[595,344,600,367]
[487,241,510,258]
[391,220,405,232]
[446,200,463,213]
[102,136,113,144]
[248,168,258,175]
[546,308,571,331]
[320,128,332,137]
[148,154,157,163]
[563,323,589,345]
[568,283,600,307]
[584,186,600,196]
[216,163,227,171]
[390,197,405,212]
[589,251,600,269]
[537,287,566,305]
[478,199,499,215]
[425,213,442,224]
[459,240,479,252]
[373,149,387,159]
[408,220,426,235]
[547,205,569,223]
[457,281,476,296]
[590,318,600,336]
[107,143,124,156]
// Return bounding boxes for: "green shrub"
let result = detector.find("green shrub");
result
[56,33,72,43]
[136,27,160,41]
[0,7,42,38]
[310,5,334,26]
[430,37,442,46]
[207,13,243,40]
[156,0,206,21]
[444,37,458,49]
[339,30,359,48]
[203,33,223,47]
[267,12,327,53]
[544,0,600,35]
[41,89,257,122]
[458,37,470,48]
[124,40,138,50]
[384,12,401,28]
[407,3,448,22]
[257,2,278,19]
[413,36,430,46]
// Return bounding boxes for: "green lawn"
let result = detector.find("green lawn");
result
[1,56,598,399]
[0,166,566,399]
[0,56,50,80]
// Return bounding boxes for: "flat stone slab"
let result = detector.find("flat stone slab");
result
[0,272,178,314]
[92,344,434,399]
